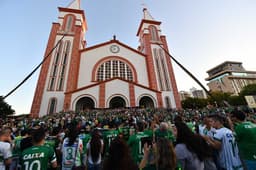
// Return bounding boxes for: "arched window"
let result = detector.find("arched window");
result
[165,96,171,108]
[48,41,63,91]
[48,98,57,115]
[57,41,70,91]
[65,15,74,32]
[149,25,159,41]
[96,60,133,81]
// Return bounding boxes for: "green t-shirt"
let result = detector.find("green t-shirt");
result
[234,121,256,160]
[101,129,118,156]
[154,129,174,142]
[20,145,56,170]
[186,122,195,132]
[127,132,151,164]
[12,136,23,157]
[79,133,91,154]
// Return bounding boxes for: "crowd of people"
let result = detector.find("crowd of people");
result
[0,107,255,170]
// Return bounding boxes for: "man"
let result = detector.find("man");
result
[0,127,12,170]
[205,114,243,170]
[127,121,152,164]
[20,127,57,170]
[154,122,174,142]
[230,110,256,170]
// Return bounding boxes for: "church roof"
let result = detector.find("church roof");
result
[65,77,161,94]
[80,39,147,57]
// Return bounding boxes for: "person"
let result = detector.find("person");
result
[61,124,83,170]
[20,127,57,170]
[127,121,152,164]
[139,137,176,170]
[154,122,174,142]
[205,114,243,170]
[86,129,104,170]
[230,110,256,170]
[102,137,138,170]
[174,121,213,170]
[0,127,12,170]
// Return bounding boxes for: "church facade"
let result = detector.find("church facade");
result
[30,0,181,117]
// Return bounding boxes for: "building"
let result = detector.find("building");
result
[205,61,256,95]
[30,0,181,117]
[190,87,206,99]
[179,91,191,101]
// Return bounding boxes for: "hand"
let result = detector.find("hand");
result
[143,143,151,158]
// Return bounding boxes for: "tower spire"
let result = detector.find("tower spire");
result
[143,8,155,21]
[67,0,81,10]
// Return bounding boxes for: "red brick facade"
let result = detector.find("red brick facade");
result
[30,23,60,117]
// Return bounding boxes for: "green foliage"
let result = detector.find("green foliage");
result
[0,96,15,118]
[227,95,246,106]
[207,91,231,107]
[182,97,208,109]
[239,84,256,96]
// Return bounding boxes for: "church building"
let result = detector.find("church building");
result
[30,0,181,117]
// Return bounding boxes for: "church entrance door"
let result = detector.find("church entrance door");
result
[139,96,154,108]
[109,96,126,108]
[75,97,95,111]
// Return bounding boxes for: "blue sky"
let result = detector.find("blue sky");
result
[1,0,256,114]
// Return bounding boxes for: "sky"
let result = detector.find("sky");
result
[1,0,256,114]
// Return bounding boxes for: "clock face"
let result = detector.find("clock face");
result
[110,45,120,53]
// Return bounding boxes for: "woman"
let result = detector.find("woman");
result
[139,138,176,170]
[103,137,138,170]
[61,124,83,170]
[174,121,213,170]
[87,129,103,170]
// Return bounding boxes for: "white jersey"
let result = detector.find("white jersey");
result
[61,137,83,170]
[0,141,12,170]
[214,127,243,170]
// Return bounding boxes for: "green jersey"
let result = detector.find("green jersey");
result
[12,136,23,157]
[21,145,56,170]
[101,129,118,156]
[79,133,91,154]
[127,132,152,164]
[154,129,174,142]
[234,121,256,160]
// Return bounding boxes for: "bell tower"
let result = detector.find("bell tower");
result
[30,0,87,117]
[137,8,181,109]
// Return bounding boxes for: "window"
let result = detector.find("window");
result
[96,60,133,81]
[149,25,159,41]
[159,49,171,90]
[48,98,57,115]
[165,97,171,108]
[48,41,63,91]
[65,15,74,32]
[57,41,70,91]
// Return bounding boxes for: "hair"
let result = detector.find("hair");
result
[231,109,246,121]
[103,137,138,170]
[156,138,176,170]
[32,127,45,144]
[90,129,102,163]
[175,121,212,161]
[0,127,11,137]
[67,124,79,146]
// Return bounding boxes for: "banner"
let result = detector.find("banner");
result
[245,96,256,108]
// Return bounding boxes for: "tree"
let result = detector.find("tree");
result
[182,97,208,109]
[207,91,231,107]
[239,84,256,96]
[0,96,15,118]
